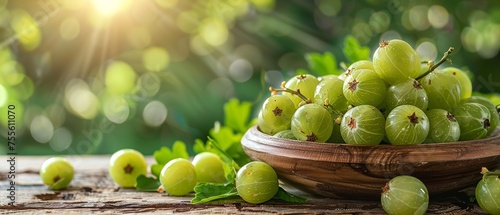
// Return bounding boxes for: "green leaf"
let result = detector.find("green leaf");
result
[225,140,252,166]
[209,126,241,151]
[193,139,207,154]
[150,164,163,178]
[273,187,308,203]
[343,35,370,65]
[191,182,239,204]
[153,141,189,165]
[224,98,253,133]
[172,141,189,159]
[135,175,161,192]
[153,147,172,164]
[206,137,239,183]
[305,52,339,76]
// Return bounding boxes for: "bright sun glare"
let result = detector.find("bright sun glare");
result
[93,0,124,16]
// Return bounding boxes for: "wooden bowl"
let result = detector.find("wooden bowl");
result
[241,125,500,199]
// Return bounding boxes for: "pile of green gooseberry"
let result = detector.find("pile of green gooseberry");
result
[40,149,279,204]
[254,38,500,213]
[259,39,498,145]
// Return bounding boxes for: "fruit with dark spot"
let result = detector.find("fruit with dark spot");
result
[109,149,147,188]
[40,157,74,190]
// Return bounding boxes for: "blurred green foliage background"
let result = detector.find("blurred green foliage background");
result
[0,0,499,155]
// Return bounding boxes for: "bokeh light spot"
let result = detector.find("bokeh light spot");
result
[105,61,137,95]
[416,41,438,61]
[190,35,214,56]
[9,75,34,101]
[30,115,54,144]
[49,127,73,152]
[409,6,430,31]
[380,30,402,41]
[143,47,170,72]
[0,61,25,86]
[138,73,161,97]
[229,59,253,83]
[461,27,482,52]
[65,79,100,119]
[103,95,130,124]
[143,100,167,127]
[265,70,284,87]
[199,18,228,46]
[59,17,80,41]
[369,11,391,33]
[10,9,41,51]
[351,22,373,44]
[428,5,449,29]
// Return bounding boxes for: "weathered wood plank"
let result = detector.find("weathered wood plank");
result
[0,156,487,214]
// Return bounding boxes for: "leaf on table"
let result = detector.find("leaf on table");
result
[343,35,370,65]
[305,52,339,76]
[191,182,239,204]
[135,175,161,192]
[273,187,308,203]
[223,98,254,133]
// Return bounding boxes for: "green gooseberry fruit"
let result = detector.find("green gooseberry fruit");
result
[160,158,197,196]
[236,161,279,204]
[192,152,225,183]
[109,149,148,188]
[40,157,74,190]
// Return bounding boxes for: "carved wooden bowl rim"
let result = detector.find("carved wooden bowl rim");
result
[242,125,500,164]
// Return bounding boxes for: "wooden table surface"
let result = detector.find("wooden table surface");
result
[0,155,487,214]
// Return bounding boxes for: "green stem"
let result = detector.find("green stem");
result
[416,47,455,80]
[481,167,500,178]
[269,87,310,103]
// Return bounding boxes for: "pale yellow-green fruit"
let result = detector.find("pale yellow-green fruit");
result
[192,152,225,183]
[109,149,147,188]
[441,67,472,100]
[40,157,74,190]
[338,60,374,81]
[283,74,319,108]
[160,158,197,196]
[236,161,279,204]
[373,39,421,85]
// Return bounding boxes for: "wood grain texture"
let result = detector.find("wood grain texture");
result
[0,156,490,214]
[241,125,500,199]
